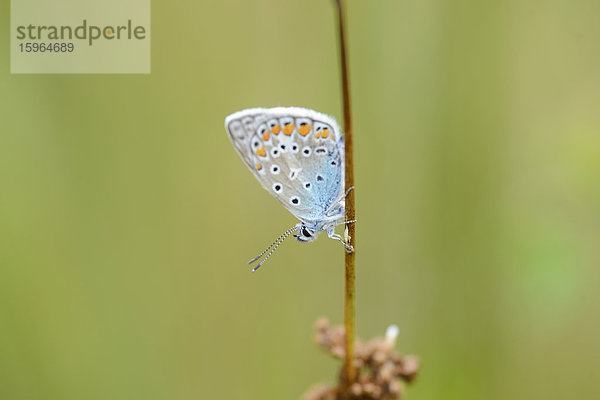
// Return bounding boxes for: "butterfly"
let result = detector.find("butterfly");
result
[225,107,354,271]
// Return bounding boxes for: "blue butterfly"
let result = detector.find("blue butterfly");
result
[225,107,354,271]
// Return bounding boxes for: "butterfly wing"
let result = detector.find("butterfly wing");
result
[225,107,345,224]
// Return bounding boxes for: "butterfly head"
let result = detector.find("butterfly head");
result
[293,222,317,243]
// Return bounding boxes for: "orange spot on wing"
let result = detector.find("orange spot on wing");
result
[256,163,262,171]
[321,128,330,138]
[283,124,294,135]
[262,132,270,141]
[271,125,280,134]
[255,147,266,157]
[315,131,321,139]
[298,124,311,136]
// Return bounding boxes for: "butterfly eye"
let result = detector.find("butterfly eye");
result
[301,226,311,237]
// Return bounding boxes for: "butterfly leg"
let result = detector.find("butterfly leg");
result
[345,185,355,198]
[327,227,354,253]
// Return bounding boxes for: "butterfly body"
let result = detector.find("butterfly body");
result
[225,107,351,268]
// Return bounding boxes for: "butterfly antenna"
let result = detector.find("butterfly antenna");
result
[249,227,296,272]
[248,227,296,264]
[247,227,296,264]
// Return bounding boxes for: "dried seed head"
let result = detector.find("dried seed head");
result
[305,317,420,400]
[350,383,362,396]
[315,317,329,331]
[389,380,404,397]
[379,361,395,383]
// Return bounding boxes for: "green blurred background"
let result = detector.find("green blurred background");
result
[1,0,599,399]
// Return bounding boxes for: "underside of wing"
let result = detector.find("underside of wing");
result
[225,107,345,223]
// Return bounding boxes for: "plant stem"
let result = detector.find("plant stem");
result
[334,0,356,388]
